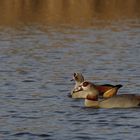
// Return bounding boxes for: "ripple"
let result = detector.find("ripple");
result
[0,131,10,135]
[74,135,93,140]
[11,115,41,119]
[13,132,51,138]
[22,80,36,82]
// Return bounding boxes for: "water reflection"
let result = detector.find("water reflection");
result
[0,0,139,27]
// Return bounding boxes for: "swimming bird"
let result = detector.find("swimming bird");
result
[70,72,122,98]
[76,81,140,108]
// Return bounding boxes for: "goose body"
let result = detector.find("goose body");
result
[77,81,140,108]
[85,94,140,108]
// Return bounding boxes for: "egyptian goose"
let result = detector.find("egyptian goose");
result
[76,81,140,108]
[70,73,122,98]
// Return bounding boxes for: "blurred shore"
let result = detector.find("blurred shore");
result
[0,0,139,27]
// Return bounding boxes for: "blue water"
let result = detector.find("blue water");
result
[0,21,140,140]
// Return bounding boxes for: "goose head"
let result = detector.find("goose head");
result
[71,73,84,86]
[70,73,85,97]
[72,81,99,99]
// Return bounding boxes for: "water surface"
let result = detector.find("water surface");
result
[0,0,140,140]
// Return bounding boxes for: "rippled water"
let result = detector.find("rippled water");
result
[0,21,139,140]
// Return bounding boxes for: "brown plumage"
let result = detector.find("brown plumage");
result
[71,72,122,98]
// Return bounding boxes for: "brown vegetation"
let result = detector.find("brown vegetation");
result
[0,0,139,27]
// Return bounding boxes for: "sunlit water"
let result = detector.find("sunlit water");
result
[0,1,140,140]
[0,21,139,140]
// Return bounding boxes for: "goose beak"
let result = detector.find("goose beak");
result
[73,86,83,93]
[68,93,72,98]
[70,76,75,81]
[70,78,74,81]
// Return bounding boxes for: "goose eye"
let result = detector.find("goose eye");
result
[74,73,77,77]
[83,82,89,87]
